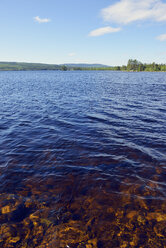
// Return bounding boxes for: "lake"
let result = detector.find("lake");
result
[0,71,166,247]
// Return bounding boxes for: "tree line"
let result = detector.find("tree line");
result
[121,59,166,72]
[0,62,61,71]
[70,60,166,72]
[0,60,166,71]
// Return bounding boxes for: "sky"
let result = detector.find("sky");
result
[0,0,166,66]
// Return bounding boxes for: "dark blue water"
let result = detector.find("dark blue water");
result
[0,70,166,247]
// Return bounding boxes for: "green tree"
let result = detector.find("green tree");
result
[127,59,142,71]
[114,66,121,70]
[61,65,67,71]
[121,65,127,71]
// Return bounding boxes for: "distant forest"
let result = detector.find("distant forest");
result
[0,62,61,71]
[70,60,166,72]
[114,59,166,72]
[0,60,166,71]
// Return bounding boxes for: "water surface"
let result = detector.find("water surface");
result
[0,71,166,247]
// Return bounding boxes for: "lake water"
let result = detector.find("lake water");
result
[0,71,166,247]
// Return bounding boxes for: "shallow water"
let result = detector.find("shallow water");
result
[0,71,166,247]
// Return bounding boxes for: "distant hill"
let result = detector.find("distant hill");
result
[62,63,110,68]
[0,62,111,71]
[0,60,165,72]
[0,62,61,71]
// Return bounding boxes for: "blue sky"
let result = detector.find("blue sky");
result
[0,0,166,65]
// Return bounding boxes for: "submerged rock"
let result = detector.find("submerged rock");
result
[0,179,166,248]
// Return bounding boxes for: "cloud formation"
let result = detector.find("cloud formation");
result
[89,26,121,37]
[157,34,166,41]
[101,0,166,25]
[34,16,51,23]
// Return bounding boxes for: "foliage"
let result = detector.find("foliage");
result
[0,62,61,71]
[68,59,166,71]
[125,59,166,72]
[61,65,67,71]
[0,60,166,71]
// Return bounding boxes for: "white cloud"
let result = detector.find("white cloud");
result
[34,16,51,23]
[89,26,121,37]
[101,0,166,25]
[157,34,166,41]
[68,53,76,57]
